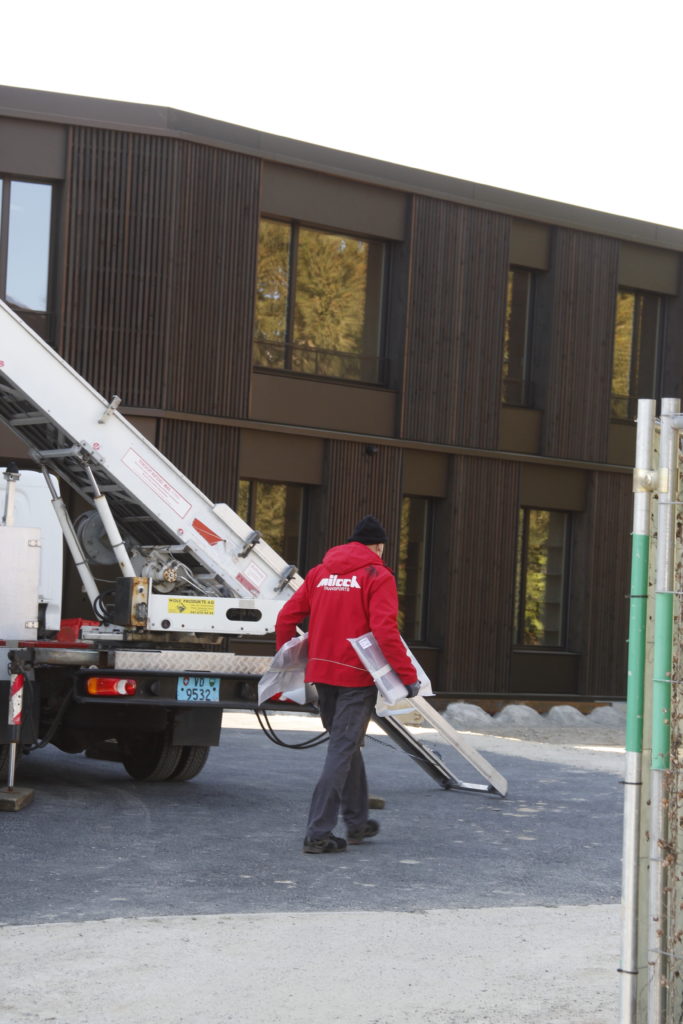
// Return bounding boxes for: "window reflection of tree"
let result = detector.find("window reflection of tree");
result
[253,218,383,383]
[238,479,304,569]
[515,508,569,647]
[253,220,290,369]
[611,288,662,421]
[502,268,533,407]
[398,496,429,641]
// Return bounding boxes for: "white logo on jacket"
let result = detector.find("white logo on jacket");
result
[316,574,361,591]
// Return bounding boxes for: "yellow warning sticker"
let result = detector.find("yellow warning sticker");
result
[167,598,216,615]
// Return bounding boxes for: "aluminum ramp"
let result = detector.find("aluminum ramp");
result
[376,696,507,796]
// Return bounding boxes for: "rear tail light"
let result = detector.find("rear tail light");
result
[86,677,137,697]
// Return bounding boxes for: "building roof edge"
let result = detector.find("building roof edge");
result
[1,84,681,251]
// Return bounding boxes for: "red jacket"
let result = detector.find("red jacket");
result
[275,541,418,688]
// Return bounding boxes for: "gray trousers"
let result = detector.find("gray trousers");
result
[306,684,377,840]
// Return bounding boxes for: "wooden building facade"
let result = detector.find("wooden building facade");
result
[1,85,682,702]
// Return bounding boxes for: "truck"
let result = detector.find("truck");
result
[0,299,506,797]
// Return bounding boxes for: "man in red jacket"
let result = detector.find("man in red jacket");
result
[275,515,419,854]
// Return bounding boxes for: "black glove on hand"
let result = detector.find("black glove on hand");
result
[405,682,420,698]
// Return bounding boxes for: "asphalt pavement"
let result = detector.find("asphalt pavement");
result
[0,712,622,926]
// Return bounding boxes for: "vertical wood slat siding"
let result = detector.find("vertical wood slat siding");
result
[402,197,510,449]
[437,456,519,693]
[59,127,260,418]
[569,471,631,697]
[166,143,260,418]
[156,418,240,508]
[541,229,619,462]
[61,129,174,407]
[322,442,403,566]
[661,270,683,399]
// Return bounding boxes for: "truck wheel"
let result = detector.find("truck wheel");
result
[121,733,184,782]
[169,745,210,781]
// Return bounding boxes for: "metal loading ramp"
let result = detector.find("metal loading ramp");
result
[376,696,508,797]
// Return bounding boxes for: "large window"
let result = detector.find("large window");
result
[0,178,54,340]
[397,496,431,641]
[237,480,305,570]
[514,508,570,647]
[254,218,385,383]
[611,287,662,421]
[502,267,534,406]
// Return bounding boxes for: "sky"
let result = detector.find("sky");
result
[3,0,683,229]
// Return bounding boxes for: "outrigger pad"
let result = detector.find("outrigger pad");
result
[0,786,34,811]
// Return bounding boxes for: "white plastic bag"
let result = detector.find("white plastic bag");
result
[347,632,433,704]
[257,633,313,705]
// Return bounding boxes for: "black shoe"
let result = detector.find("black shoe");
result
[303,834,347,854]
[347,819,380,845]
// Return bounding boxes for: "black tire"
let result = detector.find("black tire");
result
[169,745,210,781]
[121,733,184,782]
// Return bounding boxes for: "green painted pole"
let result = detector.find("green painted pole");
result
[651,590,673,771]
[625,532,650,755]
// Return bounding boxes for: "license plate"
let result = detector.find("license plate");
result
[176,675,220,702]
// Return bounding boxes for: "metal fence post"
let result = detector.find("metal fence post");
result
[620,399,656,1024]
[648,398,680,1023]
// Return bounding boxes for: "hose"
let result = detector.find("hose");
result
[93,589,116,622]
[24,686,74,752]
[254,706,329,749]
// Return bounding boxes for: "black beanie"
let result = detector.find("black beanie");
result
[347,515,388,545]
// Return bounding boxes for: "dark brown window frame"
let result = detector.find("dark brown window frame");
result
[502,266,535,408]
[610,286,664,422]
[237,477,307,572]
[253,217,388,386]
[397,495,432,643]
[0,174,58,344]
[514,506,571,649]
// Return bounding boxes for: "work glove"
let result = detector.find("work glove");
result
[405,682,421,698]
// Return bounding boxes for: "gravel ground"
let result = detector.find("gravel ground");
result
[0,904,619,1024]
